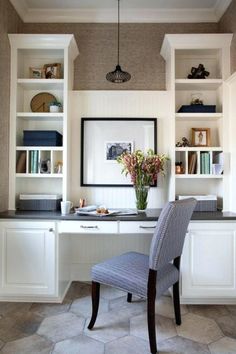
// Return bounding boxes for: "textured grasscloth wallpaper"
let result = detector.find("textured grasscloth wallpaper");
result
[0,0,23,212]
[219,0,236,74]
[22,23,218,91]
[1,0,236,211]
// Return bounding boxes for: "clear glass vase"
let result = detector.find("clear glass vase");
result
[134,185,149,211]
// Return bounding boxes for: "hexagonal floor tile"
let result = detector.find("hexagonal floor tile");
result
[37,312,85,342]
[130,313,177,343]
[70,296,109,318]
[155,296,188,319]
[188,305,229,320]
[29,299,71,318]
[176,313,223,344]
[0,316,28,342]
[0,340,4,350]
[84,308,130,343]
[64,281,91,302]
[0,334,53,354]
[226,305,236,316]
[105,335,150,354]
[216,314,236,339]
[0,302,32,318]
[14,311,44,335]
[158,335,210,354]
[109,296,146,316]
[209,336,236,354]
[100,285,126,300]
[53,334,104,354]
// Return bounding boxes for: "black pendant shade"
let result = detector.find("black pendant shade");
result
[106,0,131,83]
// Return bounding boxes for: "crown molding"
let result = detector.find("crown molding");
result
[9,0,232,23]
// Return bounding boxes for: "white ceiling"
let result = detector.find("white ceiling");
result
[10,0,232,23]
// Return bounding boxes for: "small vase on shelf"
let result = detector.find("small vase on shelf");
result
[134,185,149,211]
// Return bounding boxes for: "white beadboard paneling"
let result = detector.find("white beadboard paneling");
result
[69,90,171,208]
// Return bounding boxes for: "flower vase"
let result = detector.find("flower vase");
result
[134,185,149,211]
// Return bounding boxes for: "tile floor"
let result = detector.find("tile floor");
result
[0,282,236,354]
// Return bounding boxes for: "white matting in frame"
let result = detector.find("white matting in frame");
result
[81,118,157,186]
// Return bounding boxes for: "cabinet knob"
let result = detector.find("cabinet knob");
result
[49,228,54,232]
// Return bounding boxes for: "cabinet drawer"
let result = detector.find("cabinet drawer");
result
[119,221,157,234]
[58,221,118,234]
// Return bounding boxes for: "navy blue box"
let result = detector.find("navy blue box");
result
[178,105,216,113]
[23,130,63,146]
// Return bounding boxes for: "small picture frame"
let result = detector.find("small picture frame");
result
[29,67,44,79]
[105,141,133,162]
[43,63,61,79]
[192,128,210,147]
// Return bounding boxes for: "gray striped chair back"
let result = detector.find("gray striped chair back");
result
[149,198,197,270]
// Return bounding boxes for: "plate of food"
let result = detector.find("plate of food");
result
[75,207,119,216]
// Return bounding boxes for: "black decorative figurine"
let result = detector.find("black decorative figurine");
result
[188,64,209,79]
[176,137,191,147]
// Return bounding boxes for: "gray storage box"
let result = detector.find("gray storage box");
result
[177,195,217,212]
[19,194,62,211]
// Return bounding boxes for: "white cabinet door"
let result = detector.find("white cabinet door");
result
[0,221,56,296]
[181,222,236,299]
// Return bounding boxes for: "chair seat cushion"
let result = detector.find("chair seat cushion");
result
[91,252,179,298]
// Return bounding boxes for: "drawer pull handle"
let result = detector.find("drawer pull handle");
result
[80,225,99,229]
[139,225,156,229]
[49,228,54,232]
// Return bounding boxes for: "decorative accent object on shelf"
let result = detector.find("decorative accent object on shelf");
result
[176,137,191,147]
[30,92,57,112]
[192,128,210,147]
[23,130,63,147]
[117,149,168,210]
[43,63,61,79]
[49,100,62,113]
[187,63,209,79]
[191,93,203,105]
[106,0,131,83]
[175,162,184,174]
[29,67,45,79]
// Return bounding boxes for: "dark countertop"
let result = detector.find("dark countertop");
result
[1,209,236,221]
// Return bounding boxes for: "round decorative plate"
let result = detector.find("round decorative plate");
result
[30,92,57,112]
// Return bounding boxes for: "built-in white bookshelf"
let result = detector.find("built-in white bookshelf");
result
[8,34,79,209]
[161,34,233,210]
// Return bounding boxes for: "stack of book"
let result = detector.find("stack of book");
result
[200,152,210,174]
[30,151,39,173]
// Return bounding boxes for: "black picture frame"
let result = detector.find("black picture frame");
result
[81,117,157,187]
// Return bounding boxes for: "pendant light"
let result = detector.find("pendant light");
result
[106,0,131,83]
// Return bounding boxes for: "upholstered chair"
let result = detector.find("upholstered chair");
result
[87,198,197,354]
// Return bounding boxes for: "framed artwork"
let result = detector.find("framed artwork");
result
[43,63,61,79]
[29,67,44,79]
[192,128,210,147]
[81,118,157,186]
[105,141,133,162]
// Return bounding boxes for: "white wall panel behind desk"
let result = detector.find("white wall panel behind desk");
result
[69,91,171,208]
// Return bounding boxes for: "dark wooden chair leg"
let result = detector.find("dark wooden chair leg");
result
[173,281,181,325]
[127,293,132,303]
[147,269,157,354]
[173,256,181,326]
[87,281,100,330]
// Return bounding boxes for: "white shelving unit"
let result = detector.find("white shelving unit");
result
[160,34,233,210]
[8,34,79,209]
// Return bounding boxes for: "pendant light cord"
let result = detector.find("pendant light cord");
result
[117,0,120,65]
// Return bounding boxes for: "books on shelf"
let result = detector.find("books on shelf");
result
[30,150,39,173]
[200,152,210,174]
[188,152,197,174]
[16,151,26,173]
